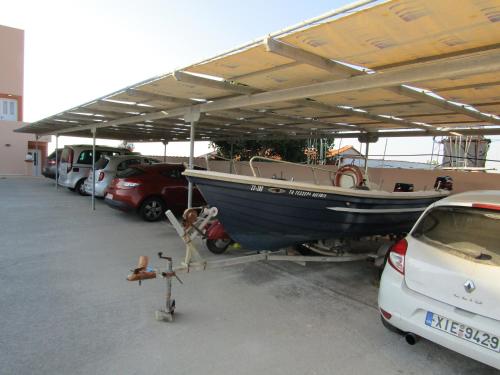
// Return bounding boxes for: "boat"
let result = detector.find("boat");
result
[183,158,451,251]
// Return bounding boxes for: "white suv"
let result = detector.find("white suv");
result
[58,145,133,195]
[379,190,500,370]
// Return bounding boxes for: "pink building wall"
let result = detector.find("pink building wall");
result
[0,25,24,97]
[0,24,48,176]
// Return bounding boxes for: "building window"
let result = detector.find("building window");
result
[0,98,18,121]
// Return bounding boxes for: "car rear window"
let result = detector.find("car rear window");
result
[160,167,183,179]
[117,159,143,171]
[116,167,144,178]
[60,148,71,163]
[77,150,122,164]
[95,158,109,170]
[412,206,500,263]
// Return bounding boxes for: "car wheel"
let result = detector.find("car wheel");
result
[75,179,88,196]
[380,316,403,334]
[140,197,166,222]
[206,238,232,254]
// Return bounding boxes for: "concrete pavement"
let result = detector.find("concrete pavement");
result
[0,177,496,374]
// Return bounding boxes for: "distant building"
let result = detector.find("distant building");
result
[0,25,49,176]
[441,136,490,168]
[327,145,433,170]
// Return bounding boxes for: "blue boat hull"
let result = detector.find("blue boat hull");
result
[188,176,444,250]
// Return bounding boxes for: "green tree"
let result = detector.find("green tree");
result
[213,140,307,162]
[213,138,335,163]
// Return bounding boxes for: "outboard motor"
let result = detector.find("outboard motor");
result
[434,176,453,191]
[393,183,414,192]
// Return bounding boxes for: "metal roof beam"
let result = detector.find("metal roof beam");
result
[27,48,500,136]
[206,112,349,131]
[174,69,365,129]
[214,127,500,141]
[264,37,364,77]
[88,100,156,114]
[393,86,500,125]
[197,49,500,114]
[301,100,431,130]
[173,73,369,130]
[173,71,258,95]
[125,88,197,105]
[265,38,499,125]
[66,109,126,119]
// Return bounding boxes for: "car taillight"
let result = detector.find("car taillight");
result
[48,160,56,165]
[123,181,141,188]
[380,308,392,320]
[472,203,500,211]
[98,172,105,181]
[118,178,142,188]
[388,238,408,275]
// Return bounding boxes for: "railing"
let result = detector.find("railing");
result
[248,156,336,185]
[204,154,239,174]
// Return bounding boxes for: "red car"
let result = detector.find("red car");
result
[105,163,205,221]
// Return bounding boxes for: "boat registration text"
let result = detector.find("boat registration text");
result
[249,185,326,199]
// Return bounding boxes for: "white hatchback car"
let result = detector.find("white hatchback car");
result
[58,145,132,195]
[83,155,159,197]
[379,190,500,370]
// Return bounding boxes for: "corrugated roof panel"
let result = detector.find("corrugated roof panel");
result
[16,0,500,139]
[312,88,414,108]
[134,74,233,100]
[417,71,500,91]
[186,45,293,79]
[281,0,500,68]
[233,64,345,91]
[435,85,500,105]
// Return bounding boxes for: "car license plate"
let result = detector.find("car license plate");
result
[425,311,500,352]
[106,193,113,200]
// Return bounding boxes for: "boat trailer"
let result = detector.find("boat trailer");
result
[127,207,391,322]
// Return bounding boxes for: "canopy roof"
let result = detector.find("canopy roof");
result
[16,0,500,142]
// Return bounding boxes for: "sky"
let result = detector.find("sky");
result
[2,0,499,167]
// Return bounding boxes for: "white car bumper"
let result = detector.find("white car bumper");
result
[378,266,500,370]
[57,176,74,189]
[83,180,106,197]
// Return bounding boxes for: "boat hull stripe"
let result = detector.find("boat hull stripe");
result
[326,207,426,213]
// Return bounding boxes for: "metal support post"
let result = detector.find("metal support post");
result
[91,128,96,211]
[188,120,196,208]
[55,135,59,189]
[429,137,435,165]
[381,138,388,169]
[162,140,168,162]
[229,142,234,174]
[364,141,370,175]
[319,138,324,164]
[34,135,39,177]
[184,107,200,209]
